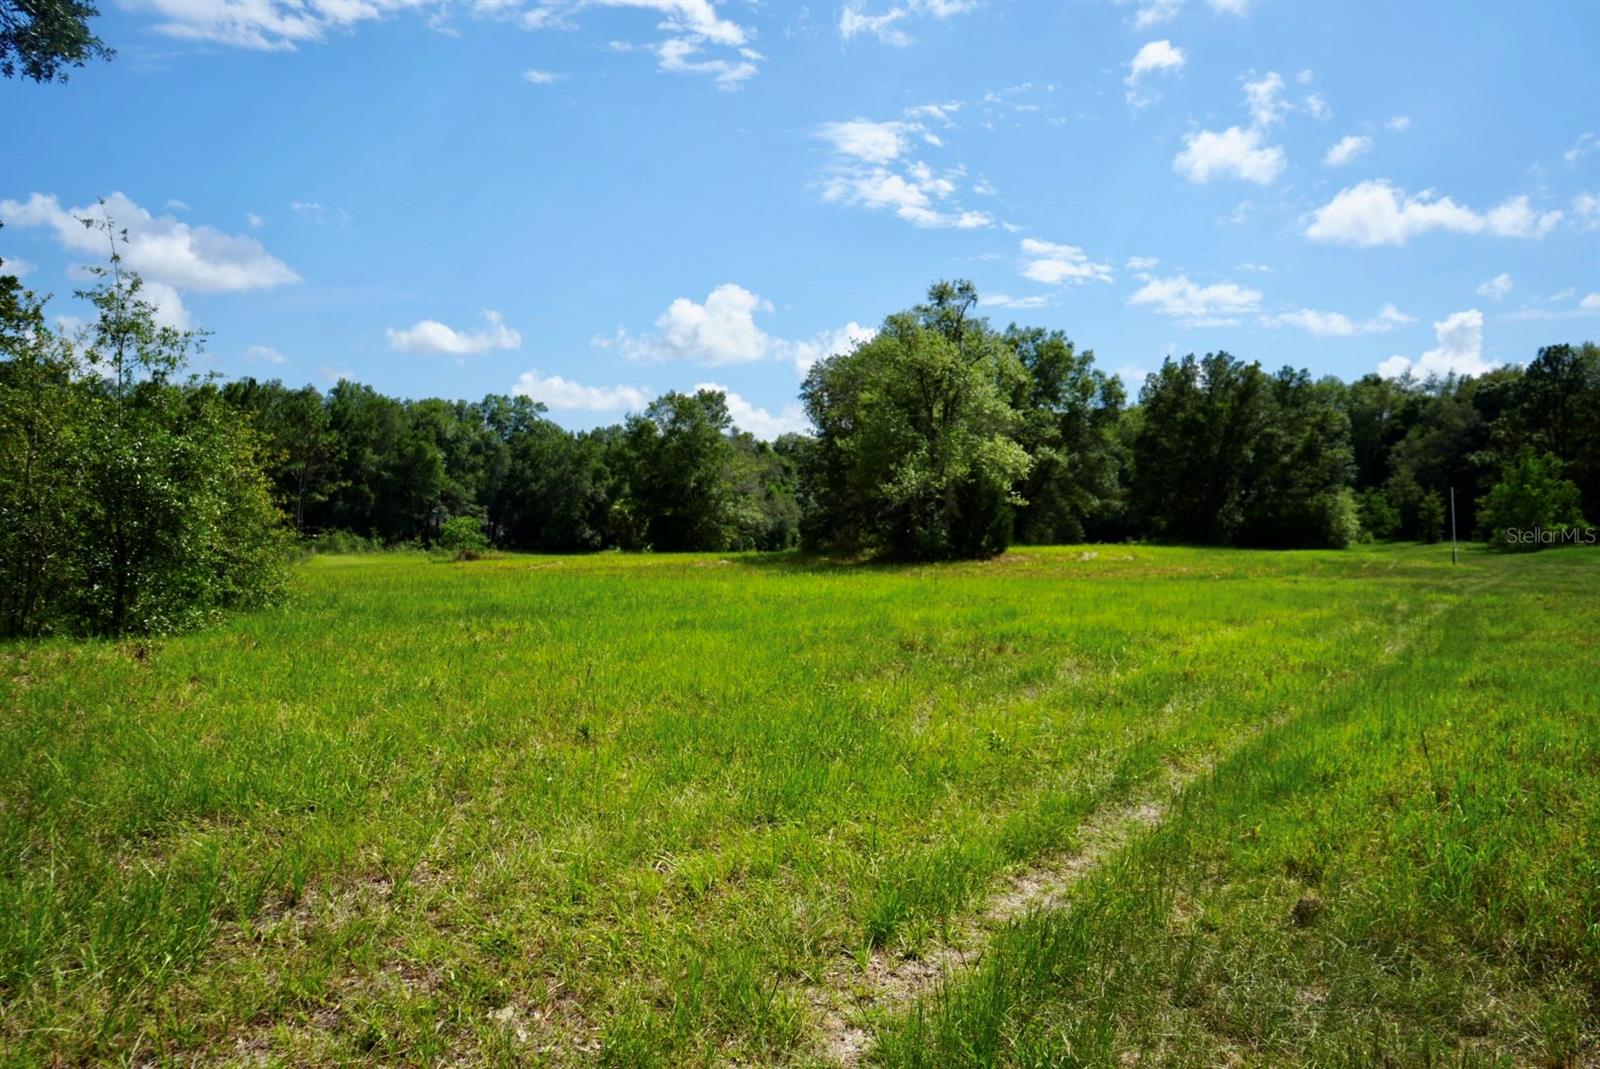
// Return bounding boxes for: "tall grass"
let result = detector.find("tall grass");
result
[0,544,1591,1065]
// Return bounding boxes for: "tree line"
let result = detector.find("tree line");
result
[3,260,1596,637]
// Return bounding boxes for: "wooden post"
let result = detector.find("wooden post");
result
[1450,486,1458,565]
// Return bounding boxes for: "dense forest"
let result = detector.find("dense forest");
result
[216,282,1598,558]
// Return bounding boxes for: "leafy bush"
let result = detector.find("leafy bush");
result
[437,515,489,559]
[0,219,290,636]
[1479,451,1587,551]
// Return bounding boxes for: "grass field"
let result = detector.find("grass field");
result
[1,544,1595,1067]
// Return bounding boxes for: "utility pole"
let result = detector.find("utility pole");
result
[1450,486,1458,566]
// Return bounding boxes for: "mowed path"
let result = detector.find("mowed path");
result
[0,546,1593,1067]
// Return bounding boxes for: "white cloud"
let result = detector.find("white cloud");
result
[523,68,566,84]
[1263,303,1413,336]
[1379,310,1493,379]
[0,192,299,303]
[816,119,913,164]
[246,211,265,228]
[1573,192,1600,231]
[1385,115,1410,131]
[386,310,522,355]
[517,0,760,87]
[1235,261,1272,273]
[1130,0,1180,30]
[1303,92,1331,120]
[1483,195,1562,238]
[1323,134,1371,166]
[820,163,991,229]
[164,198,190,212]
[655,35,757,89]
[290,200,325,223]
[1305,180,1562,246]
[1209,0,1248,13]
[1242,70,1288,127]
[1124,39,1184,106]
[1582,293,1600,311]
[1564,132,1597,167]
[980,293,1052,310]
[1,255,35,276]
[244,344,287,365]
[614,284,779,365]
[1173,126,1285,184]
[137,280,191,331]
[839,3,910,45]
[1477,273,1513,300]
[1126,255,1160,270]
[780,321,876,375]
[512,370,652,412]
[1019,238,1114,285]
[838,0,974,46]
[1128,274,1262,325]
[695,382,809,438]
[143,0,408,50]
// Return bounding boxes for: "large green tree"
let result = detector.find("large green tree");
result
[801,281,1032,559]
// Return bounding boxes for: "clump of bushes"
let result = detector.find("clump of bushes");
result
[1479,451,1589,551]
[0,223,289,637]
[436,515,489,560]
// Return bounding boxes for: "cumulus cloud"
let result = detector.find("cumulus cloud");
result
[1242,70,1289,127]
[819,156,992,229]
[637,283,773,365]
[1128,0,1180,30]
[695,382,809,437]
[142,0,409,50]
[520,0,761,87]
[1,255,35,276]
[1305,181,1563,246]
[1563,132,1597,167]
[1386,115,1411,131]
[1,191,299,293]
[244,344,288,365]
[838,0,975,46]
[1477,273,1513,300]
[816,119,914,164]
[512,370,652,412]
[780,321,876,375]
[1573,192,1600,231]
[1128,274,1263,325]
[1173,126,1285,184]
[1378,310,1494,379]
[1019,238,1114,285]
[1262,304,1413,336]
[1323,134,1371,166]
[523,68,565,84]
[386,310,522,355]
[1125,39,1184,107]
[1126,256,1161,271]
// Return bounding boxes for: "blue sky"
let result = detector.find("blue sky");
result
[4,0,1598,437]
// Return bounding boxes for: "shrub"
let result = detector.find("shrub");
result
[1479,451,1587,551]
[437,515,489,559]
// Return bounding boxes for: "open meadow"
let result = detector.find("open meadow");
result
[1,543,1595,1067]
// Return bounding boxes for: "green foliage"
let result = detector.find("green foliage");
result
[618,389,739,551]
[1130,355,1356,547]
[1479,451,1588,550]
[801,281,1032,559]
[436,514,489,557]
[0,0,112,83]
[0,215,289,636]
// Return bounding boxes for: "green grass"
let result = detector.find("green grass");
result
[1,544,1594,1066]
